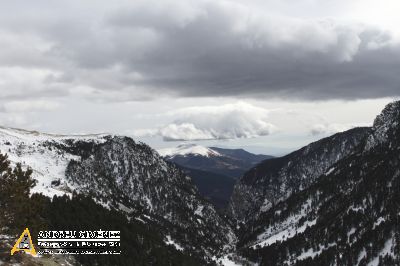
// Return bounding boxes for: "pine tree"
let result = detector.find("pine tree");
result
[0,153,37,235]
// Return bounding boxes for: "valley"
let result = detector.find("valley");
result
[1,101,399,265]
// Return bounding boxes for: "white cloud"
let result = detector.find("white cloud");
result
[310,122,371,136]
[132,102,276,141]
[160,123,215,141]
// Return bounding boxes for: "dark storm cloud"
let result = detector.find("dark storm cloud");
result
[0,0,399,101]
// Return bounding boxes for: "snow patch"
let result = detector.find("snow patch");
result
[286,243,336,265]
[357,248,367,265]
[259,199,272,213]
[367,236,395,266]
[373,217,385,229]
[216,255,242,266]
[252,199,316,249]
[214,254,254,266]
[252,218,316,249]
[195,205,204,217]
[165,235,184,251]
[296,248,322,261]
[325,167,335,175]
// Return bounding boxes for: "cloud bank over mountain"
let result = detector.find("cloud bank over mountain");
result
[310,122,371,136]
[133,102,276,141]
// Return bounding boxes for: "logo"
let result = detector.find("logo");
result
[11,228,37,256]
[37,230,121,254]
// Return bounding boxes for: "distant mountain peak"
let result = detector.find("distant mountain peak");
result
[158,144,221,158]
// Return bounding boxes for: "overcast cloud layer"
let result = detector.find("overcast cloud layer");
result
[0,0,400,103]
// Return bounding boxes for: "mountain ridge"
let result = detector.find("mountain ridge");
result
[161,144,274,210]
[161,144,273,179]
[229,126,371,223]
[0,128,236,262]
[232,100,400,265]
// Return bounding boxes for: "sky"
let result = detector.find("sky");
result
[0,0,399,155]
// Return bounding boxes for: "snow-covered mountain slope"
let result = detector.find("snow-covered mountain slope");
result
[0,126,107,198]
[0,127,236,260]
[180,167,236,209]
[229,127,370,223]
[236,101,400,265]
[160,144,273,179]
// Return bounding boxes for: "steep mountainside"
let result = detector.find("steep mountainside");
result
[229,127,370,223]
[235,101,400,265]
[0,128,235,262]
[160,144,273,179]
[180,166,236,209]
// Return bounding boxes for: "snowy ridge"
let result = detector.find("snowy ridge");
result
[0,126,236,260]
[0,126,109,140]
[158,143,221,158]
[0,127,107,198]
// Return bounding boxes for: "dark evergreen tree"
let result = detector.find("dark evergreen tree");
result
[0,153,39,236]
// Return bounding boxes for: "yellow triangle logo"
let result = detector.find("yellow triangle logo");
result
[11,228,37,256]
